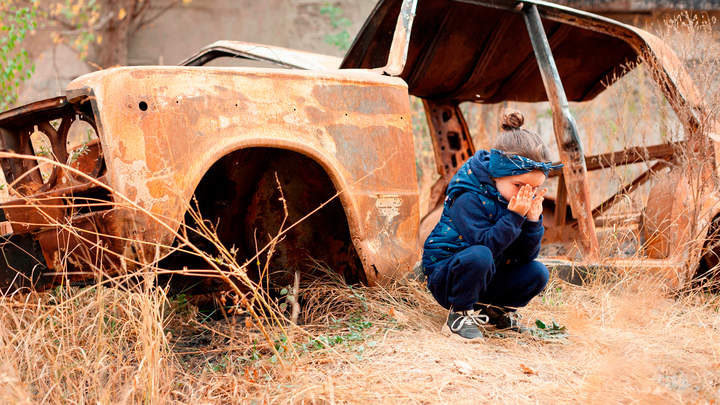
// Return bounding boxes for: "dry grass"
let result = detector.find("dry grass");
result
[1,266,719,404]
[194,274,720,404]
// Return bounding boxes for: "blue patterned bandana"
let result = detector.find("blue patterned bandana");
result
[488,149,563,178]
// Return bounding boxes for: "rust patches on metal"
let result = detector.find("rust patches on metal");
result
[422,99,475,214]
[4,0,718,292]
[547,142,684,178]
[0,65,419,291]
[179,40,343,71]
[644,172,690,260]
[375,195,402,223]
[524,4,598,258]
[0,97,72,128]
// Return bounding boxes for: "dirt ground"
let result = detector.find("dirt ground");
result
[1,262,719,404]
[156,272,720,404]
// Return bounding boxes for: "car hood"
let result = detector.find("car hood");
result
[341,0,655,103]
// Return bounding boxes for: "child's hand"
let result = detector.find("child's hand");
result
[508,184,533,217]
[527,188,547,222]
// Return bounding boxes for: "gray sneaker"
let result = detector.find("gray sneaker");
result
[441,310,488,341]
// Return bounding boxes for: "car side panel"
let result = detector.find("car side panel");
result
[66,66,420,284]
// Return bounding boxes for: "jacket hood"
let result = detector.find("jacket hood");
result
[446,150,504,203]
[468,150,495,187]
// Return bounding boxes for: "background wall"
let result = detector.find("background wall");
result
[128,0,377,66]
[17,0,377,105]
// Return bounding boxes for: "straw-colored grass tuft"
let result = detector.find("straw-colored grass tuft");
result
[1,251,719,404]
[162,273,720,404]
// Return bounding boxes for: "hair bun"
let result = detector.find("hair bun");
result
[501,108,525,131]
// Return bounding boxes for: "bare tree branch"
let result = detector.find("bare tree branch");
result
[57,12,115,38]
[132,0,150,19]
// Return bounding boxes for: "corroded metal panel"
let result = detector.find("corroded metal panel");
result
[65,67,420,285]
[343,0,639,103]
[2,0,719,291]
[422,99,475,214]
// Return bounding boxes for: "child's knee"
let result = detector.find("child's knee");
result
[452,245,495,281]
[528,261,549,289]
[465,245,494,267]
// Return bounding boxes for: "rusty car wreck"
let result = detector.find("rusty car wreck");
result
[0,0,717,294]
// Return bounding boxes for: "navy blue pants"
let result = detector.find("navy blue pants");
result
[426,245,549,311]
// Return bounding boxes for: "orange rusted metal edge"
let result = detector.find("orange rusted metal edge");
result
[0,97,73,130]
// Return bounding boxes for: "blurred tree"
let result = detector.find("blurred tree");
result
[320,2,352,52]
[21,0,192,68]
[0,2,37,110]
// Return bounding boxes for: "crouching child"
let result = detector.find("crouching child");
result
[422,109,562,341]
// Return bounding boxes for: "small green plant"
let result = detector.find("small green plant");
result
[68,130,95,164]
[34,144,51,157]
[320,2,352,52]
[347,285,368,310]
[297,313,375,357]
[0,4,37,111]
[173,293,190,313]
[278,286,291,313]
[345,315,372,341]
[270,334,289,363]
[531,318,568,340]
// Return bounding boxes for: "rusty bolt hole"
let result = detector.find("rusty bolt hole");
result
[139,101,148,111]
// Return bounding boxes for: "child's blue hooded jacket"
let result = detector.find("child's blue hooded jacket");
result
[422,150,545,276]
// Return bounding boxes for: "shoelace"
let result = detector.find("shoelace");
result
[504,311,522,327]
[450,312,490,332]
[508,312,522,320]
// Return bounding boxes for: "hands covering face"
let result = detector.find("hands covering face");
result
[507,185,547,221]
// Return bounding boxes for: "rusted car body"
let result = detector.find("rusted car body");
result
[0,49,419,292]
[0,0,716,293]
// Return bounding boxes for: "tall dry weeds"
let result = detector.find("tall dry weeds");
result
[0,151,299,402]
